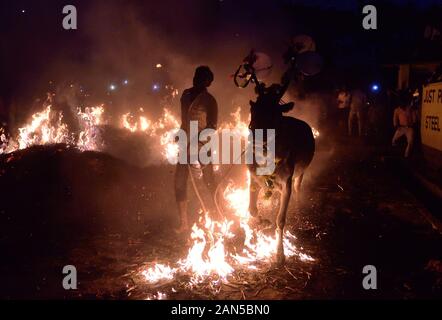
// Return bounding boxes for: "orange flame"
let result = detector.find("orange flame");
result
[0,102,315,288]
[141,111,314,286]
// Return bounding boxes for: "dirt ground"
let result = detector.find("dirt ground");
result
[0,135,441,300]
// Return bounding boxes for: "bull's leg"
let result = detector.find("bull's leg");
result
[293,173,304,202]
[294,173,303,193]
[275,175,293,266]
[249,175,272,228]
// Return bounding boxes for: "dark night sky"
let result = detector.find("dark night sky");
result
[0,0,441,109]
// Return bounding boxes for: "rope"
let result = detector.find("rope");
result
[186,128,273,220]
[187,164,208,214]
[187,149,247,221]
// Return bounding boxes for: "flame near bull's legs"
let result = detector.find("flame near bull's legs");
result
[0,101,315,289]
[138,108,315,287]
[142,169,314,287]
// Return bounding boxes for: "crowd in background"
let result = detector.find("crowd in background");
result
[334,84,419,158]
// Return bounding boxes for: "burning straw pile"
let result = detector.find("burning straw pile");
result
[130,170,314,299]
[0,100,316,299]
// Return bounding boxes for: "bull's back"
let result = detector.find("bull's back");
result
[278,116,315,177]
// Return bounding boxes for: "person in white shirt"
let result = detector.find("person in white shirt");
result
[337,86,351,132]
[348,88,367,137]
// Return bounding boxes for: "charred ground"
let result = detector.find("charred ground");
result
[0,134,440,299]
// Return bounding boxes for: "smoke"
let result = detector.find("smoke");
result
[11,1,319,116]
[285,90,336,183]
[6,0,331,169]
[26,1,296,116]
[286,93,325,129]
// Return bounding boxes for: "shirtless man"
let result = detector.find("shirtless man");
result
[174,66,218,232]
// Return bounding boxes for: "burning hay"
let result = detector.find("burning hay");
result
[1,104,103,154]
[0,100,318,298]
[139,170,314,294]
[0,101,182,165]
[1,101,318,162]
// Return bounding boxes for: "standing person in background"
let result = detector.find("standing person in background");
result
[392,92,417,158]
[348,87,367,137]
[337,85,351,134]
[367,101,379,139]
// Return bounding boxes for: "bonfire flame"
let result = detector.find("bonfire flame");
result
[1,102,182,161]
[120,108,180,163]
[0,128,9,155]
[0,100,315,288]
[219,107,250,139]
[142,173,314,286]
[122,113,151,133]
[141,264,176,283]
[16,105,71,150]
[142,134,314,287]
[2,104,107,153]
[77,105,105,151]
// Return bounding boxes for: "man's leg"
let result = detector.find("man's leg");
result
[357,112,363,137]
[336,109,341,131]
[392,127,405,146]
[174,163,189,232]
[404,128,414,158]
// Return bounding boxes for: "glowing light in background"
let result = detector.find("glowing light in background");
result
[371,83,379,92]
